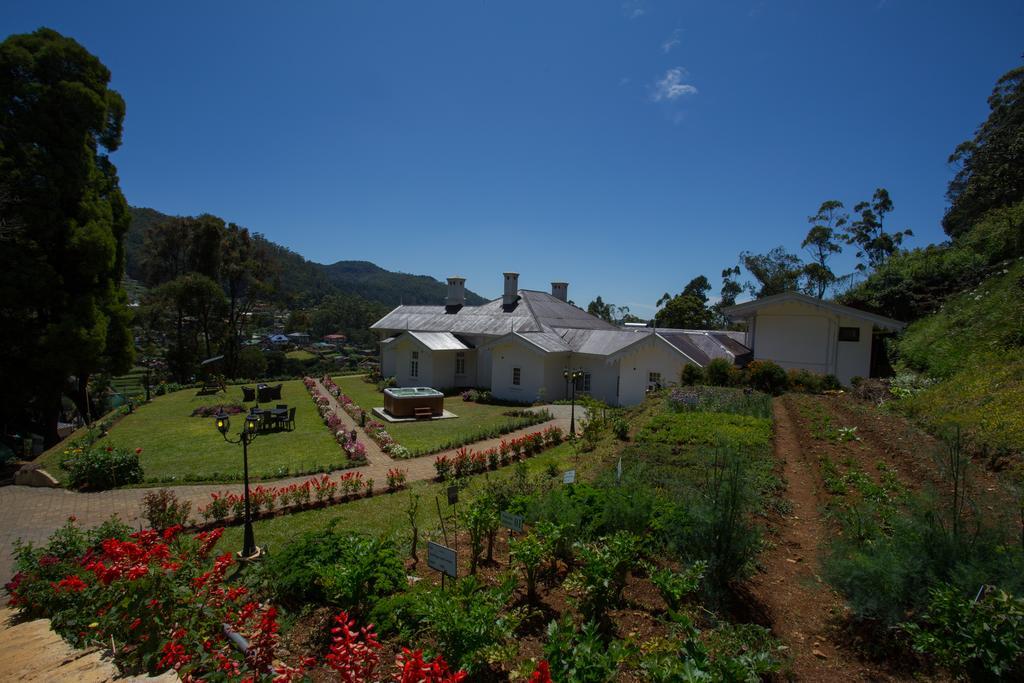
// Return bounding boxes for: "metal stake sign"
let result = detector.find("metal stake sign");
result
[427,541,457,579]
[499,511,524,533]
[562,469,576,485]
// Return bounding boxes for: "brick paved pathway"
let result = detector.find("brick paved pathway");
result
[0,385,575,596]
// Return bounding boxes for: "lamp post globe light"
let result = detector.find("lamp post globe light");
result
[214,412,262,560]
[562,368,584,437]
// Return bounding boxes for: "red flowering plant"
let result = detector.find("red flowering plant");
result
[6,518,287,680]
[386,468,407,491]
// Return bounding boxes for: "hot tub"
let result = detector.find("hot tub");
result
[383,387,445,418]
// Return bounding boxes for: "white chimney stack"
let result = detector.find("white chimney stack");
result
[551,282,568,302]
[502,272,519,307]
[446,276,466,307]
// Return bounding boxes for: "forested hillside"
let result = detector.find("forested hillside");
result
[125,207,487,308]
[840,62,1024,461]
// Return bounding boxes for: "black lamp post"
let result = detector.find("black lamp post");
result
[214,411,261,560]
[562,368,583,437]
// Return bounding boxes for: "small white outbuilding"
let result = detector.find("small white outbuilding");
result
[722,292,906,385]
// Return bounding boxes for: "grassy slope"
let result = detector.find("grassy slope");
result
[334,376,540,454]
[39,380,348,484]
[896,257,1024,455]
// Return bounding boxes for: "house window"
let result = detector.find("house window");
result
[575,372,591,393]
[838,326,860,342]
[648,372,662,386]
[410,350,419,378]
[455,351,466,375]
[512,367,521,386]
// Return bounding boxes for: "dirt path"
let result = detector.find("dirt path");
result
[747,398,906,682]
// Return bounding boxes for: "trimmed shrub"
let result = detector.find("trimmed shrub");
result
[745,360,789,395]
[60,443,143,490]
[705,358,737,386]
[680,364,704,385]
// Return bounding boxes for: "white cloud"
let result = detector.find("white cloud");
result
[661,29,681,54]
[651,67,698,102]
[623,1,645,19]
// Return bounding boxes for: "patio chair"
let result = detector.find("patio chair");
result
[270,384,283,401]
[257,385,272,403]
[276,404,287,410]
[242,386,256,402]
[286,407,296,431]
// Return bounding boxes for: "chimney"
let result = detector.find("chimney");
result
[446,276,466,308]
[502,272,519,307]
[551,282,568,302]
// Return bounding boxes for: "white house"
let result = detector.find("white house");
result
[722,291,906,385]
[370,273,750,406]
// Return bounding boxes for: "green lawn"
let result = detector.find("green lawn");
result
[285,350,317,361]
[218,441,578,553]
[39,379,347,485]
[334,376,547,455]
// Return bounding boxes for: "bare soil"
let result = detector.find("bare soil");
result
[745,397,913,682]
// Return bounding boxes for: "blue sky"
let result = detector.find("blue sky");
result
[3,1,1022,314]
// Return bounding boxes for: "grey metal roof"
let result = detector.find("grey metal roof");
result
[371,289,617,337]
[723,292,906,331]
[407,331,471,351]
[514,332,574,353]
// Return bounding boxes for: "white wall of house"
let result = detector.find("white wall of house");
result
[381,344,397,378]
[477,347,492,387]
[389,338,435,387]
[572,356,620,406]
[745,301,873,384]
[616,338,688,406]
[835,317,873,384]
[432,351,456,390]
[490,341,546,403]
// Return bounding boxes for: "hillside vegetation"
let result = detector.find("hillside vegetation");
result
[895,255,1024,459]
[126,206,487,307]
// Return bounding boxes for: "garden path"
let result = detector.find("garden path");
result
[747,397,909,681]
[0,397,573,601]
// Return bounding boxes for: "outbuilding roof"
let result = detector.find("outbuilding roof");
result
[722,292,905,331]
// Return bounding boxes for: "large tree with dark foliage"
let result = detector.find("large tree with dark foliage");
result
[844,189,912,273]
[944,61,1024,240]
[0,28,133,445]
[739,247,804,298]
[802,200,846,298]
[655,275,717,329]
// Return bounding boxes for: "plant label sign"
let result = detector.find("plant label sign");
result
[446,485,458,505]
[500,511,524,533]
[562,469,576,485]
[427,541,457,578]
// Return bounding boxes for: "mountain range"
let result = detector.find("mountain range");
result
[125,207,487,308]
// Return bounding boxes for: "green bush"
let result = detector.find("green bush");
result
[236,346,267,379]
[509,531,551,602]
[410,575,523,674]
[640,618,783,682]
[680,364,704,385]
[60,444,143,490]
[745,360,789,395]
[263,528,405,614]
[648,561,706,613]
[904,584,1024,680]
[544,618,627,682]
[566,531,643,627]
[705,358,738,386]
[656,448,763,604]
